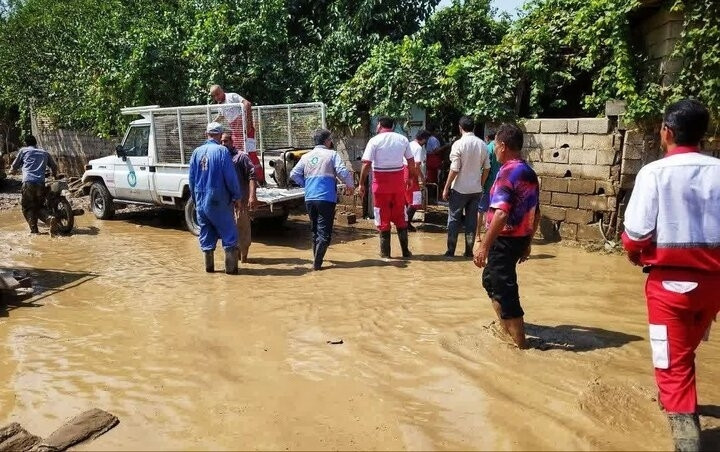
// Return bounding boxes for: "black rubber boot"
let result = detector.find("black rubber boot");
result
[398,228,412,258]
[380,231,391,258]
[668,413,701,452]
[204,251,215,273]
[225,247,239,275]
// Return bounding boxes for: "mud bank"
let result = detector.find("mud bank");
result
[0,209,718,450]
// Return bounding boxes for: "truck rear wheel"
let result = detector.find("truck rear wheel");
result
[90,182,115,220]
[184,198,200,236]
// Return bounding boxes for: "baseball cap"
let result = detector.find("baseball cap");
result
[206,122,224,134]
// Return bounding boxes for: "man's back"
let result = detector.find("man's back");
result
[450,133,488,194]
[190,141,238,205]
[12,146,55,184]
[625,152,720,270]
[363,132,411,172]
[292,146,352,202]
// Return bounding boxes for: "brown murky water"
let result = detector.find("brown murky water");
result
[1,207,718,450]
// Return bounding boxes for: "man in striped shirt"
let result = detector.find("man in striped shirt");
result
[623,99,720,451]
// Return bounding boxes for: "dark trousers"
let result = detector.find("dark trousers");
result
[447,189,481,254]
[306,200,336,269]
[21,182,46,231]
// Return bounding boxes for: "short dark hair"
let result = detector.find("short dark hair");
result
[496,123,523,152]
[313,128,332,146]
[459,116,474,132]
[663,99,709,146]
[415,129,431,141]
[378,116,395,129]
[487,133,496,141]
[24,135,37,147]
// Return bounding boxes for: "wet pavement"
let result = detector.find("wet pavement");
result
[1,206,719,450]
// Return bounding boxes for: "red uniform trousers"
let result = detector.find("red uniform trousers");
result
[426,153,442,184]
[646,267,720,413]
[372,170,407,232]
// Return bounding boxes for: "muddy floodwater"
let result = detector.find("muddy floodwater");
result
[1,207,719,450]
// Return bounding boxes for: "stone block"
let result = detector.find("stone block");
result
[595,180,618,196]
[578,118,611,134]
[523,148,542,162]
[541,177,568,192]
[568,164,612,180]
[566,208,594,225]
[577,224,605,242]
[531,162,570,178]
[596,148,618,165]
[542,147,570,164]
[583,134,614,150]
[569,149,597,165]
[520,119,541,134]
[567,179,596,195]
[559,222,577,240]
[523,133,539,148]
[552,192,579,208]
[536,134,557,149]
[541,205,566,221]
[607,196,617,210]
[623,143,644,160]
[605,100,627,117]
[620,174,636,189]
[555,134,584,149]
[567,120,579,134]
[624,130,645,146]
[622,158,644,175]
[540,119,568,133]
[579,195,609,211]
[539,190,552,204]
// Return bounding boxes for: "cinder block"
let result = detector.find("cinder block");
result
[567,120,579,134]
[523,148,542,162]
[569,164,612,180]
[605,100,627,117]
[552,192,579,208]
[620,174,636,189]
[520,119,541,134]
[539,190,552,204]
[579,195,609,211]
[531,162,570,178]
[624,130,645,146]
[536,134,557,149]
[540,119,568,133]
[578,118,611,134]
[607,196,617,210]
[542,205,566,221]
[566,208,594,225]
[595,180,618,196]
[567,179,596,194]
[621,159,644,175]
[542,147,570,164]
[577,224,605,242]
[541,177,568,192]
[523,133,539,148]
[569,149,597,165]
[596,148,618,165]
[555,134,584,149]
[623,143,644,160]
[559,222,577,240]
[583,134,614,149]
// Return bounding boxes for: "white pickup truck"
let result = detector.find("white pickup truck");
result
[81,102,325,234]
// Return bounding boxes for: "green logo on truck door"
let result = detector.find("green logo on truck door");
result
[127,171,137,187]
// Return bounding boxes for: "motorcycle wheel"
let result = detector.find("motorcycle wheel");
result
[55,198,75,234]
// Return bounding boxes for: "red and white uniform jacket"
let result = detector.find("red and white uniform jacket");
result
[622,147,720,272]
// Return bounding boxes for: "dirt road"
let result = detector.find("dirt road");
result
[0,207,718,450]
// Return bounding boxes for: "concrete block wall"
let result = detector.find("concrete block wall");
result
[520,118,621,242]
[640,8,684,86]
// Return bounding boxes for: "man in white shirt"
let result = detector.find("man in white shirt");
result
[442,116,490,258]
[406,129,431,232]
[359,117,416,258]
[210,84,265,185]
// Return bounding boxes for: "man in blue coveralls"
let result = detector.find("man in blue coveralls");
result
[189,122,243,274]
[290,128,354,271]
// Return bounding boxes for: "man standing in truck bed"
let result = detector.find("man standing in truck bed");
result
[210,84,265,185]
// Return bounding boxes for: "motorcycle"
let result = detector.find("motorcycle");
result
[41,176,84,234]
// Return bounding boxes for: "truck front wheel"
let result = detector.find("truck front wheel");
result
[184,198,200,236]
[90,182,115,220]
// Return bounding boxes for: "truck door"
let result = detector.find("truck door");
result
[115,125,153,202]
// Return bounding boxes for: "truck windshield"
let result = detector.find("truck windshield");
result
[122,126,150,157]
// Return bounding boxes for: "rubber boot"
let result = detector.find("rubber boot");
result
[398,228,412,258]
[464,233,475,258]
[380,231,391,258]
[204,251,215,273]
[668,413,701,452]
[225,247,239,275]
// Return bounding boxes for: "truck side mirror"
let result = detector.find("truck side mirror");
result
[115,145,127,162]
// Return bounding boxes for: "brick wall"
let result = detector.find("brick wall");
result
[520,117,622,241]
